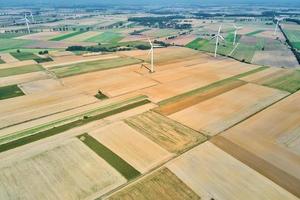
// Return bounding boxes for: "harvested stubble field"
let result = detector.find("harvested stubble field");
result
[78,133,141,180]
[107,167,201,200]
[89,121,172,173]
[0,88,98,129]
[140,61,262,102]
[42,54,119,68]
[213,92,300,198]
[0,84,24,100]
[0,64,43,78]
[18,79,63,94]
[16,31,63,41]
[0,60,37,69]
[166,142,298,200]
[125,111,206,154]
[155,66,268,115]
[170,83,289,136]
[251,49,299,68]
[119,47,201,65]
[0,71,50,87]
[0,95,150,153]
[0,53,18,63]
[50,57,142,77]
[62,65,158,97]
[0,138,126,200]
[164,34,198,46]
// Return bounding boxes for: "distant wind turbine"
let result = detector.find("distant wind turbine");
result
[22,13,31,34]
[29,11,34,23]
[147,38,161,73]
[274,16,285,36]
[211,25,224,58]
[233,24,242,45]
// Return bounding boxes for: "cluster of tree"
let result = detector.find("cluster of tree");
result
[129,29,150,35]
[285,18,300,25]
[38,50,49,55]
[153,40,170,47]
[128,16,190,29]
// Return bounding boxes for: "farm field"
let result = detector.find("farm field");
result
[10,52,41,61]
[85,32,124,43]
[50,57,142,77]
[213,91,300,197]
[0,71,50,87]
[0,84,24,100]
[0,64,43,78]
[64,31,101,42]
[0,38,35,52]
[62,64,158,97]
[49,31,87,41]
[166,142,298,200]
[89,121,172,173]
[19,79,63,94]
[125,111,207,153]
[42,54,119,68]
[0,138,126,200]
[262,70,300,93]
[0,88,98,129]
[16,31,63,41]
[283,28,300,50]
[107,168,201,200]
[0,53,19,63]
[0,60,37,69]
[170,83,289,136]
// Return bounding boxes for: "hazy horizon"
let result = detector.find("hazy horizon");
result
[0,0,299,7]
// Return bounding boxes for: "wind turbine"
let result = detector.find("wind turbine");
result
[147,38,161,73]
[233,24,242,45]
[22,13,31,34]
[211,25,224,58]
[274,16,285,36]
[29,11,34,23]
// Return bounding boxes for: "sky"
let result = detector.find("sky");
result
[0,0,299,6]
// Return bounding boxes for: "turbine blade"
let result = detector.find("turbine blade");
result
[219,35,225,41]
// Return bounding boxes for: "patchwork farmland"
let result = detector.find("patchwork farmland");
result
[1,7,300,199]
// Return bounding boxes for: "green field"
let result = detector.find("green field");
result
[263,70,300,93]
[50,57,142,77]
[0,59,5,64]
[0,33,27,39]
[0,39,35,52]
[0,85,25,100]
[50,31,87,41]
[284,29,300,49]
[0,96,150,152]
[186,36,265,63]
[10,52,40,61]
[85,32,124,44]
[78,133,140,180]
[0,64,43,78]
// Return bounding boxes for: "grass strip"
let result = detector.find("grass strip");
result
[50,31,87,41]
[0,59,5,64]
[245,30,264,36]
[78,133,141,180]
[158,66,268,106]
[0,85,25,100]
[0,98,150,153]
[0,64,43,77]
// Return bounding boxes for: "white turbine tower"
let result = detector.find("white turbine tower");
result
[147,38,161,73]
[211,25,224,58]
[233,24,242,45]
[274,16,285,36]
[22,13,31,34]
